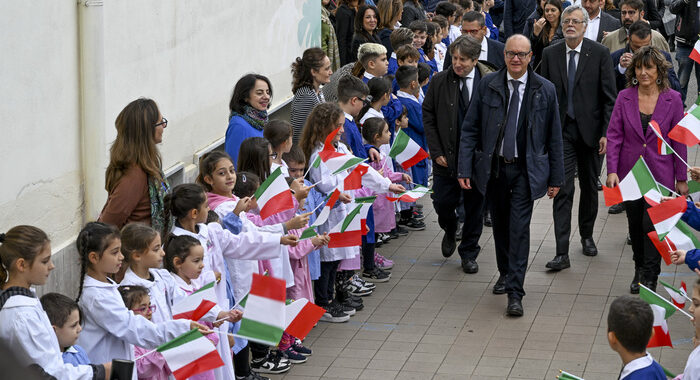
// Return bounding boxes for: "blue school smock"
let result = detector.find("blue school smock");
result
[225,115,263,169]
[62,345,91,366]
[342,115,377,244]
[619,354,665,380]
[681,199,700,271]
[396,91,428,186]
[388,54,398,75]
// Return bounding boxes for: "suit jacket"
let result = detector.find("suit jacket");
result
[504,0,537,38]
[442,38,505,71]
[610,48,681,95]
[606,87,687,190]
[540,38,617,147]
[458,68,564,200]
[595,11,621,43]
[423,62,495,177]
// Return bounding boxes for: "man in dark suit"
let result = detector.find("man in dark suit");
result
[582,0,621,42]
[611,21,681,95]
[504,0,537,37]
[424,35,496,274]
[443,11,506,70]
[540,4,617,271]
[458,34,564,316]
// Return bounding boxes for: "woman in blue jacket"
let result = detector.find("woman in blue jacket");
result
[225,74,273,168]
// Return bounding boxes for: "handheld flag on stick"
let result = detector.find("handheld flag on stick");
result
[649,121,674,156]
[155,329,224,380]
[640,283,693,319]
[284,298,325,340]
[386,185,433,202]
[389,129,429,170]
[557,370,584,380]
[659,280,689,309]
[253,167,295,220]
[299,189,341,240]
[328,204,364,248]
[669,102,700,146]
[236,274,287,346]
[343,163,369,190]
[602,157,659,206]
[648,220,700,265]
[172,281,217,321]
[647,196,688,240]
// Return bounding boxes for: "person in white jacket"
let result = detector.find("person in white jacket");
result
[0,225,109,380]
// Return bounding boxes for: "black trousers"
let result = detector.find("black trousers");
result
[625,199,661,283]
[361,241,375,270]
[432,174,485,260]
[553,118,599,255]
[488,161,533,300]
[314,260,339,306]
[234,344,252,375]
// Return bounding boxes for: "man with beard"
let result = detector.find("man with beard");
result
[602,0,669,52]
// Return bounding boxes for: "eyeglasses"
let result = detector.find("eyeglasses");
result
[155,117,168,128]
[562,19,585,25]
[505,50,531,60]
[133,304,156,314]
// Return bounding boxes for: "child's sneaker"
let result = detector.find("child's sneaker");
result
[292,339,312,356]
[250,352,291,374]
[380,233,392,243]
[362,267,391,282]
[281,348,308,364]
[394,226,409,236]
[331,300,356,316]
[351,273,375,290]
[236,371,270,380]
[412,210,425,221]
[342,277,373,296]
[374,252,394,270]
[400,218,425,230]
[320,303,350,322]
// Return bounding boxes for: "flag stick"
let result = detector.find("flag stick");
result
[303,164,312,179]
[654,128,691,169]
[134,348,158,361]
[639,283,693,319]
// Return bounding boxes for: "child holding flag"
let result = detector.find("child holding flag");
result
[675,279,700,379]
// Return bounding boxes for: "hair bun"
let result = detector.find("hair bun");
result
[0,233,5,243]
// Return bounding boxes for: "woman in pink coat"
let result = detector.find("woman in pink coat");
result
[606,46,688,295]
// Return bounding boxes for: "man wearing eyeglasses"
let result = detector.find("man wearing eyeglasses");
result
[458,34,564,316]
[539,4,617,272]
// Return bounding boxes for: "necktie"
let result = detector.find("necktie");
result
[567,50,577,119]
[462,77,471,106]
[503,80,521,161]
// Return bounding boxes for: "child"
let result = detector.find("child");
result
[423,22,439,74]
[39,293,90,366]
[351,42,389,81]
[392,45,421,93]
[435,1,457,46]
[450,4,464,43]
[431,15,449,71]
[607,295,666,379]
[408,21,429,65]
[362,117,412,270]
[0,226,109,380]
[358,77,392,124]
[74,222,206,379]
[118,285,171,380]
[677,279,700,378]
[388,27,415,75]
[395,65,428,230]
[671,199,700,273]
[264,119,293,176]
[417,62,432,102]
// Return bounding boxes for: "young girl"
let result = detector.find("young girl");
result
[358,77,392,125]
[264,120,293,177]
[362,117,411,269]
[118,285,171,380]
[0,226,109,380]
[674,279,700,379]
[74,222,207,380]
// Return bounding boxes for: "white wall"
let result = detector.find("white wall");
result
[1,0,320,295]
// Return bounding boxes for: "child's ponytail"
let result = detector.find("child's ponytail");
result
[0,226,49,285]
[165,184,207,221]
[75,222,120,301]
[361,117,388,146]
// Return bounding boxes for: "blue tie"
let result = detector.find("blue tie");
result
[503,80,521,161]
[567,50,577,119]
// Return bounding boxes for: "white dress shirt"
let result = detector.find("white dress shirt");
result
[479,37,489,62]
[566,40,583,72]
[500,71,528,157]
[459,69,475,102]
[585,9,601,41]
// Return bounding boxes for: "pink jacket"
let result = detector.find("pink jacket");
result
[285,225,316,303]
[134,346,170,380]
[370,154,404,232]
[246,198,299,278]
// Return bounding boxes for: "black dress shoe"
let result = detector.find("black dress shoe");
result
[483,212,492,227]
[506,297,523,317]
[461,259,479,274]
[545,255,570,271]
[630,270,640,294]
[455,222,463,241]
[642,280,657,292]
[608,203,625,214]
[581,237,598,256]
[442,232,456,258]
[596,178,603,191]
[493,275,506,294]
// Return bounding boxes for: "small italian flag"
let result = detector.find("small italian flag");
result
[669,104,700,146]
[343,163,369,190]
[328,204,363,248]
[647,230,673,265]
[690,39,700,64]
[647,196,688,240]
[253,167,295,220]
[643,184,672,206]
[660,280,688,309]
[354,196,376,235]
[639,284,675,348]
[236,273,287,346]
[649,121,673,155]
[386,185,432,202]
[300,189,341,240]
[389,129,429,170]
[309,127,367,175]
[557,370,584,380]
[602,157,658,206]
[688,180,700,203]
[172,281,217,321]
[648,220,700,265]
[284,298,326,340]
[156,329,223,380]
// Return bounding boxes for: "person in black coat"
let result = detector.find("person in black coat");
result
[539,5,617,271]
[443,11,506,69]
[400,0,426,27]
[351,5,383,60]
[337,0,365,65]
[504,0,537,37]
[458,35,564,316]
[424,35,496,274]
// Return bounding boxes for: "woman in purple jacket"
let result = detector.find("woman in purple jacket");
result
[606,46,688,294]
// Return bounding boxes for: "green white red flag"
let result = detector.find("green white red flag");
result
[353,196,376,235]
[343,163,369,190]
[386,185,432,202]
[669,102,700,146]
[389,129,429,169]
[690,39,700,64]
[328,204,363,248]
[172,281,217,321]
[156,329,223,380]
[648,220,700,265]
[639,285,676,348]
[236,273,287,346]
[649,121,673,155]
[647,196,688,240]
[300,189,341,240]
[659,280,688,309]
[284,298,325,340]
[253,167,295,220]
[602,157,658,206]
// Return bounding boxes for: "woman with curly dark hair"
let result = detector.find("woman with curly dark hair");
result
[290,47,332,144]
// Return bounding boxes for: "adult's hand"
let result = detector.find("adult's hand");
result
[533,17,545,36]
[598,137,607,155]
[620,52,634,69]
[606,173,620,188]
[677,181,689,196]
[458,178,471,190]
[435,156,448,167]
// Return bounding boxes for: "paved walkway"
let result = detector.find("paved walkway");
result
[271,146,700,380]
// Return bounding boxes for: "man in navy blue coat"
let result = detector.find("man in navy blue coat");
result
[458,34,564,316]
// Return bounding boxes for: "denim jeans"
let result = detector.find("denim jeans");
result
[676,44,700,105]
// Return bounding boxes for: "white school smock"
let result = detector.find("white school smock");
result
[0,292,96,380]
[77,276,190,380]
[120,268,188,324]
[309,142,358,262]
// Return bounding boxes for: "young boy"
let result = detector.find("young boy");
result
[39,293,91,366]
[408,21,429,65]
[388,27,415,75]
[395,65,428,230]
[607,296,666,379]
[357,43,389,83]
[391,45,421,94]
[417,62,432,103]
